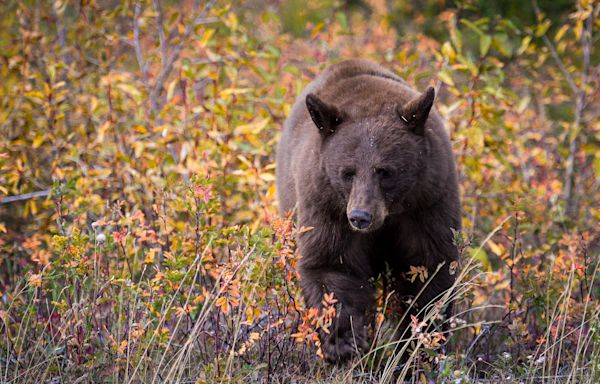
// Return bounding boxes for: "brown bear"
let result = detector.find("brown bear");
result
[276,59,460,363]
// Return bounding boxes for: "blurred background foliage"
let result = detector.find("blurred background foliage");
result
[0,0,598,382]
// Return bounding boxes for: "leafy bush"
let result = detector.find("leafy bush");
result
[0,0,598,382]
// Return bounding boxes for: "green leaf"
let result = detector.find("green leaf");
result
[469,247,490,271]
[493,33,513,57]
[535,19,551,37]
[517,35,532,55]
[594,155,600,181]
[480,35,492,56]
[438,70,454,86]
[460,19,484,36]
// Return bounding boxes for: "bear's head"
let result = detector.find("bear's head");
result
[305,87,435,233]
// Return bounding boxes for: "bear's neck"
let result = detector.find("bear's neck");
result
[404,130,458,212]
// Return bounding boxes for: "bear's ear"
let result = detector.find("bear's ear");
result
[306,93,342,135]
[398,86,435,135]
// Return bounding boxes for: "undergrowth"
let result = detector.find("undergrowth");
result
[1,0,598,382]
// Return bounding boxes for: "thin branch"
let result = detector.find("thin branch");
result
[564,5,593,218]
[193,16,219,25]
[153,0,168,67]
[531,0,579,95]
[52,1,71,66]
[581,6,593,89]
[52,1,75,135]
[541,34,579,94]
[133,2,149,87]
[149,0,217,121]
[0,189,51,205]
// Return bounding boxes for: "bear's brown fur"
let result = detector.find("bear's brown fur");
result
[276,59,460,362]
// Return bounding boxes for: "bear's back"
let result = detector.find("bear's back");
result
[284,60,409,131]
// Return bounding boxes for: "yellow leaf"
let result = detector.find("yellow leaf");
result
[215,296,230,314]
[200,29,215,47]
[517,35,532,55]
[310,22,325,39]
[237,155,252,168]
[116,83,141,99]
[438,71,454,86]
[32,134,45,148]
[487,240,504,256]
[132,142,145,158]
[144,248,158,264]
[89,168,112,178]
[97,121,111,143]
[53,81,66,89]
[554,25,569,42]
[29,199,38,215]
[234,118,270,135]
[117,340,128,354]
[259,172,275,182]
[25,91,44,104]
[441,41,455,61]
[267,184,276,199]
[227,13,238,30]
[219,88,251,96]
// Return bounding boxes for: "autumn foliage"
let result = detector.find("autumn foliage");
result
[0,0,598,382]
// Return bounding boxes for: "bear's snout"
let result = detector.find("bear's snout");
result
[348,209,372,230]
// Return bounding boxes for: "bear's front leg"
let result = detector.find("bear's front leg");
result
[299,267,374,363]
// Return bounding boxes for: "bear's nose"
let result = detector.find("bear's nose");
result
[348,210,372,230]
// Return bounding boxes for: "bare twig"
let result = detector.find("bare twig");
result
[0,189,51,204]
[532,0,579,95]
[131,0,217,129]
[153,0,168,67]
[541,37,579,95]
[52,1,73,131]
[148,0,217,122]
[564,5,593,219]
[532,0,595,219]
[52,2,71,66]
[133,2,149,87]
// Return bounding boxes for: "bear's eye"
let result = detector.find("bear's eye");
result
[341,169,355,182]
[374,168,393,179]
